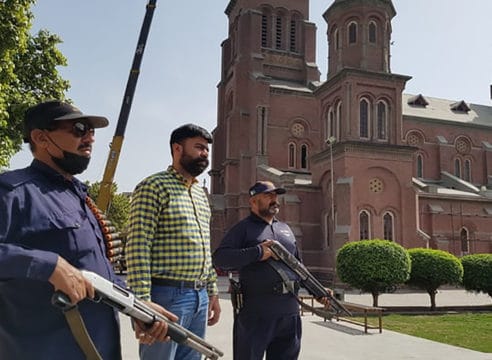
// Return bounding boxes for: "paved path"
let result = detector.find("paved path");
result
[120,279,492,360]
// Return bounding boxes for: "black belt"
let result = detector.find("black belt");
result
[243,281,300,295]
[151,277,207,290]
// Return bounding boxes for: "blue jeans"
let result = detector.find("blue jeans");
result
[139,285,209,360]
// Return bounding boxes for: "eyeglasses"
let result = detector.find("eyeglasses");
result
[53,121,95,138]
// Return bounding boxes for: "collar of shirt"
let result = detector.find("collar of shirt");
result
[30,159,87,196]
[167,165,198,188]
[248,211,279,225]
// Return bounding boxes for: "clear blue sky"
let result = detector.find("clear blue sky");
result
[9,0,492,192]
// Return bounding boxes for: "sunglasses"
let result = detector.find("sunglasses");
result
[53,121,95,138]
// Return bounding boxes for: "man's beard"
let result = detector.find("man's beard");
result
[259,202,280,217]
[180,153,209,177]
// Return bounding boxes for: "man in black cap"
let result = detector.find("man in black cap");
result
[213,180,305,360]
[0,100,174,359]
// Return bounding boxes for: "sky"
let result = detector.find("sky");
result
[9,0,492,192]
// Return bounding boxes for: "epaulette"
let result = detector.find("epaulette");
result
[0,168,33,190]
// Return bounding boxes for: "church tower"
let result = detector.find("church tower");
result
[311,0,417,255]
[210,0,322,245]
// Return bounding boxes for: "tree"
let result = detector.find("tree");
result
[336,239,411,306]
[461,254,492,299]
[406,248,463,310]
[86,181,131,232]
[0,0,69,167]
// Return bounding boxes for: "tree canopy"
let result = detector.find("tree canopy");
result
[336,239,411,306]
[0,0,69,167]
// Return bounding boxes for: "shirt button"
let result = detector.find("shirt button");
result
[74,223,80,228]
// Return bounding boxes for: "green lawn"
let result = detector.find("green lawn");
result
[360,313,492,353]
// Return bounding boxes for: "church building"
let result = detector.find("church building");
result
[209,0,492,281]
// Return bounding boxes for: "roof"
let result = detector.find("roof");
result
[402,93,492,128]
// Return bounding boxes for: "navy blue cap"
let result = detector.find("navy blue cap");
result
[249,181,286,197]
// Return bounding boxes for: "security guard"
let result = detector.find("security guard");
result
[213,181,303,360]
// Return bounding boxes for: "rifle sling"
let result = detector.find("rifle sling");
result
[267,260,335,320]
[63,306,102,360]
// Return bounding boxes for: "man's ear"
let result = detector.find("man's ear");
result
[30,129,50,148]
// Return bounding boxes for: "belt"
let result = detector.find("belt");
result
[151,277,207,290]
[243,281,300,296]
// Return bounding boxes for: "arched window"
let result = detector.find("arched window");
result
[376,101,387,140]
[261,14,269,47]
[464,159,471,182]
[288,143,296,168]
[348,22,357,44]
[359,210,370,240]
[454,158,461,178]
[368,21,377,43]
[359,98,369,138]
[460,228,469,253]
[334,28,340,50]
[383,212,394,241]
[275,14,283,49]
[328,107,336,138]
[416,154,424,178]
[289,16,298,52]
[336,102,342,139]
[300,144,308,169]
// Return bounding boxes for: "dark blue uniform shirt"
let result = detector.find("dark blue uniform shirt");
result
[212,213,301,317]
[0,160,122,359]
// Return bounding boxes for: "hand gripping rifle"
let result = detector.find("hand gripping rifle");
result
[52,271,224,360]
[269,241,351,317]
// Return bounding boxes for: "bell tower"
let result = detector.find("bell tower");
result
[325,0,396,78]
[210,0,321,244]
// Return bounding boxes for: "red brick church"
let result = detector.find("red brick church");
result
[209,0,492,280]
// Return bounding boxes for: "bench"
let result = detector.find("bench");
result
[298,296,384,333]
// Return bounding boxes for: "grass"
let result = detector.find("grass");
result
[355,313,492,353]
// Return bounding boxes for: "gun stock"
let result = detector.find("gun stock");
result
[52,271,223,359]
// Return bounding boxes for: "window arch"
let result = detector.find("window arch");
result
[454,158,461,178]
[336,102,342,139]
[333,28,340,50]
[460,228,469,253]
[464,159,471,182]
[416,154,424,178]
[328,107,336,138]
[368,21,377,43]
[348,21,357,44]
[359,210,370,240]
[376,101,387,140]
[383,212,394,241]
[300,144,308,169]
[359,98,370,138]
[288,143,296,168]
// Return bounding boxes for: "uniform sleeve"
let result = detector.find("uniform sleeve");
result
[212,221,262,271]
[125,179,166,300]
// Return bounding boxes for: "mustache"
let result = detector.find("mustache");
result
[269,202,280,208]
[78,143,92,151]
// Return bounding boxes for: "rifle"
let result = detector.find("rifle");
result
[269,241,351,317]
[52,271,224,360]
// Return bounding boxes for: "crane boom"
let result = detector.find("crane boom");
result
[96,0,157,212]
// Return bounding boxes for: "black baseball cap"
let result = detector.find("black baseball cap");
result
[23,100,109,142]
[249,181,286,197]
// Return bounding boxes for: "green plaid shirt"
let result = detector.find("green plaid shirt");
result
[126,166,218,300]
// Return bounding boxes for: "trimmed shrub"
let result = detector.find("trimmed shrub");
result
[407,248,463,310]
[336,239,411,306]
[461,253,492,298]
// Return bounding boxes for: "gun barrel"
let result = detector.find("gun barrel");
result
[77,271,223,359]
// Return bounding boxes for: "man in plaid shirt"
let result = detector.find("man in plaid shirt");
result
[126,123,221,360]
